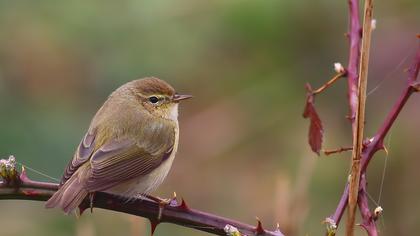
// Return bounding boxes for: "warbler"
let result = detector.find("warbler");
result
[45,77,192,213]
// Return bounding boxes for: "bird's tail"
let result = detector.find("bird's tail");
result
[45,174,88,214]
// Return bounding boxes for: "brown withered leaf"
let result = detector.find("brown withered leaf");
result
[303,83,324,155]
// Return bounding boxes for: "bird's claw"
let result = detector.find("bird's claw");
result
[145,195,171,221]
[89,192,95,213]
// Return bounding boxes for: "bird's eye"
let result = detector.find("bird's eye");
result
[148,96,159,104]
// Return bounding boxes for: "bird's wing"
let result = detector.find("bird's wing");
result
[85,137,173,192]
[60,132,96,185]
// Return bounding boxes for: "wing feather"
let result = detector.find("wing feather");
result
[60,118,176,192]
[60,132,96,185]
[85,138,173,192]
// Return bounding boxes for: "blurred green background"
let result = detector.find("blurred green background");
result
[0,0,419,235]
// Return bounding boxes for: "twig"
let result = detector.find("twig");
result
[329,42,420,233]
[347,0,374,235]
[312,72,347,95]
[0,157,284,236]
[323,147,353,156]
[357,175,378,236]
[345,0,362,126]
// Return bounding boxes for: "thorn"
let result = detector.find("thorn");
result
[381,144,389,156]
[149,220,159,236]
[255,217,265,234]
[179,198,190,210]
[411,81,420,92]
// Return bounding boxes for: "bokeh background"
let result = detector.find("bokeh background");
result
[0,1,419,235]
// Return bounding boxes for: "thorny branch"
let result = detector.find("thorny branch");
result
[326,0,363,231]
[347,0,374,235]
[345,0,362,127]
[303,0,420,235]
[0,156,284,236]
[327,43,420,234]
[336,38,419,233]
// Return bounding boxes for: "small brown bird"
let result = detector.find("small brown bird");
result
[45,77,191,213]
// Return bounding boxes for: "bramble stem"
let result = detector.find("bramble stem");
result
[347,0,374,235]
[0,164,283,236]
[330,43,420,234]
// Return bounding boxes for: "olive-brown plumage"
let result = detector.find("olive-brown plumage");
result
[45,77,191,213]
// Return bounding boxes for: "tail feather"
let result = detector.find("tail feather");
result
[45,175,88,214]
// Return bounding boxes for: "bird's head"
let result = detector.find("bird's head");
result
[128,77,192,121]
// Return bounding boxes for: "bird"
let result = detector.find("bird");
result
[45,77,192,214]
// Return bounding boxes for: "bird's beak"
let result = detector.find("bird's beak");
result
[173,94,193,102]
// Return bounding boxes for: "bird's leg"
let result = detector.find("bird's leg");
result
[144,194,172,221]
[89,192,95,213]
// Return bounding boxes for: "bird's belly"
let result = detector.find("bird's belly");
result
[105,153,176,198]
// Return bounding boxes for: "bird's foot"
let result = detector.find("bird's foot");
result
[145,194,171,205]
[89,192,95,213]
[145,194,172,221]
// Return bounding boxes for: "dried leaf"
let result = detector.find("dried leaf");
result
[303,84,324,155]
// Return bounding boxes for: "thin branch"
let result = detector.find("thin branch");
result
[329,42,420,232]
[323,147,353,156]
[347,0,374,235]
[345,0,362,127]
[357,175,378,236]
[327,0,363,226]
[0,158,284,236]
[312,72,347,95]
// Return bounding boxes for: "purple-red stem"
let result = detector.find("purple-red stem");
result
[329,0,362,227]
[346,0,362,127]
[330,44,420,227]
[357,174,378,236]
[0,169,284,236]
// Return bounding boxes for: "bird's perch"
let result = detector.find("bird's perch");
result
[303,0,420,234]
[0,156,283,236]
[347,0,374,234]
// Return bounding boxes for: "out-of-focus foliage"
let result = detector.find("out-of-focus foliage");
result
[0,0,419,235]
